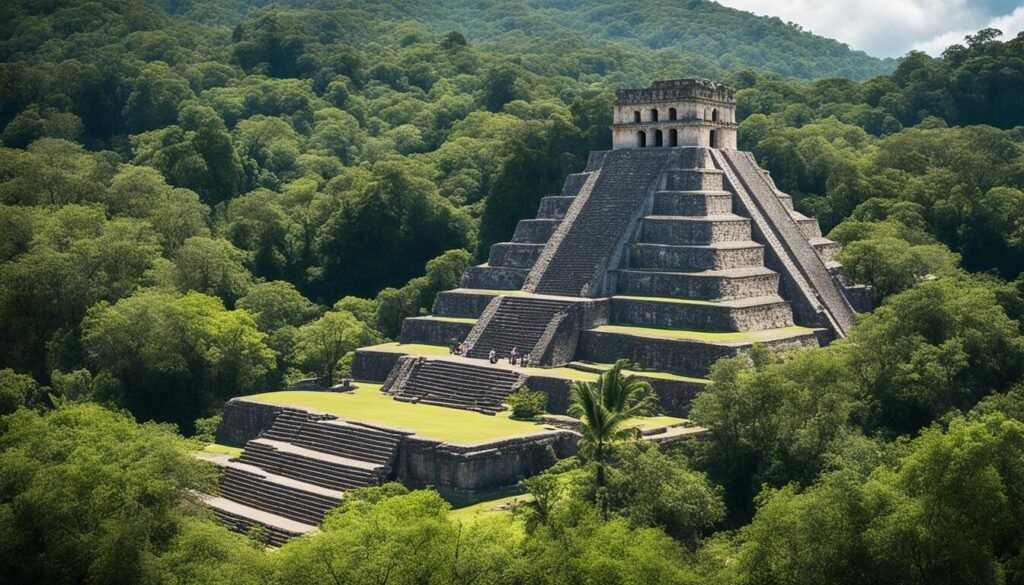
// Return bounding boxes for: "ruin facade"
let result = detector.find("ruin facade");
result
[208,79,868,543]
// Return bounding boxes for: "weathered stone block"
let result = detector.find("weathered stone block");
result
[432,289,500,318]
[460,265,528,290]
[615,268,780,300]
[399,317,473,345]
[487,243,545,269]
[512,219,560,243]
[394,432,579,495]
[352,349,403,382]
[536,196,575,219]
[664,168,724,191]
[640,215,751,245]
[652,190,733,215]
[628,242,764,271]
[610,296,793,331]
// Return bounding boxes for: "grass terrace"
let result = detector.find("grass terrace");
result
[243,384,556,445]
[449,493,534,525]
[362,342,451,355]
[203,443,243,458]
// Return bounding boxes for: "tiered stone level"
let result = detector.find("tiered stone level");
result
[203,409,405,543]
[212,78,868,545]
[376,80,862,412]
[384,358,522,414]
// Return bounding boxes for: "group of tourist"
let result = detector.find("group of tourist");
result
[449,341,467,355]
[489,347,529,367]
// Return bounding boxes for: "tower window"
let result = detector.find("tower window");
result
[633,111,641,123]
[712,108,719,122]
[654,129,663,147]
[650,108,659,122]
[638,131,646,148]
[668,108,677,120]
[669,129,678,147]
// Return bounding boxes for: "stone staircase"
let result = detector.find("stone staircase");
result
[385,358,522,414]
[715,149,856,337]
[526,149,679,297]
[464,296,577,359]
[204,410,406,544]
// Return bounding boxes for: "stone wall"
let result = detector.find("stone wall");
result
[215,398,581,496]
[577,329,819,376]
[398,317,473,345]
[215,398,286,447]
[394,431,579,495]
[432,290,498,318]
[352,349,402,382]
[610,297,793,331]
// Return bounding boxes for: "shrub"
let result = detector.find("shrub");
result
[507,387,547,419]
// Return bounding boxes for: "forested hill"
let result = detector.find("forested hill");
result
[1,0,1024,439]
[150,0,897,80]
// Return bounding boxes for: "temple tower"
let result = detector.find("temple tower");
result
[611,78,737,149]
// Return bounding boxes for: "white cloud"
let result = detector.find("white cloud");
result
[912,5,1024,54]
[714,0,1024,57]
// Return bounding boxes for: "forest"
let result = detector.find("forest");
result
[2,0,1024,583]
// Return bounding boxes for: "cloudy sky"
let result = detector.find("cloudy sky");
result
[715,0,1024,57]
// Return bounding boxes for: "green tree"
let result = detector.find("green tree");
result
[569,359,653,495]
[171,237,254,304]
[0,368,41,415]
[81,290,275,429]
[293,310,381,386]
[0,404,215,585]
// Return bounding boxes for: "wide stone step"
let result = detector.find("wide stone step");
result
[577,325,822,376]
[460,265,528,290]
[653,190,734,216]
[487,242,545,269]
[202,494,314,547]
[536,195,575,219]
[610,295,794,331]
[639,215,751,245]
[218,464,343,526]
[664,168,724,191]
[239,444,381,492]
[262,415,402,465]
[512,219,561,243]
[628,241,764,271]
[615,267,780,301]
[388,358,521,414]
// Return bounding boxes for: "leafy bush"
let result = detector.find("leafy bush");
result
[507,387,547,419]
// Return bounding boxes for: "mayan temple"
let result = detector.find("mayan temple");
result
[205,79,867,544]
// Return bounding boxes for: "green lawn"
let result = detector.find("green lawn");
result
[203,443,243,458]
[360,342,451,355]
[243,385,555,445]
[449,493,534,524]
[589,324,817,343]
[567,361,709,385]
[414,316,478,324]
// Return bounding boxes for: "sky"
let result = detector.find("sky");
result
[715,0,1024,57]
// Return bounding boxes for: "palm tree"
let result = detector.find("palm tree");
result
[568,359,653,491]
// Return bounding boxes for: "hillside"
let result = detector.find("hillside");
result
[151,0,897,80]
